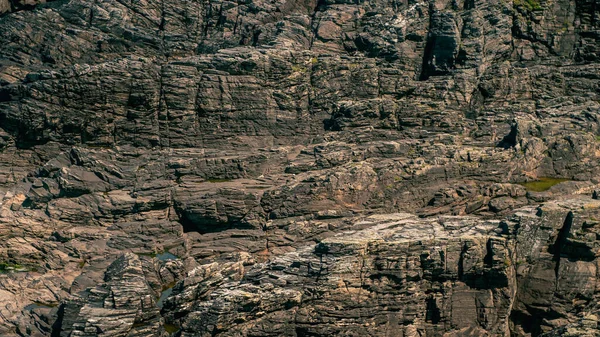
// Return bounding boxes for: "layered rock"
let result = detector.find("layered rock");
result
[155,198,600,337]
[1,0,600,336]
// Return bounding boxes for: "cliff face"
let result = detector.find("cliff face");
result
[1,0,600,336]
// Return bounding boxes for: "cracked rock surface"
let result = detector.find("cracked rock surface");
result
[2,0,600,336]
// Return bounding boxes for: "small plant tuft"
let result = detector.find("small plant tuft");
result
[514,0,542,10]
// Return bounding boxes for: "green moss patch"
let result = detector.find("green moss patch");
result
[519,177,570,192]
[164,323,180,334]
[0,263,27,273]
[514,0,542,10]
[165,323,180,334]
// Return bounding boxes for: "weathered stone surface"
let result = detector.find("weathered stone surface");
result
[2,0,600,336]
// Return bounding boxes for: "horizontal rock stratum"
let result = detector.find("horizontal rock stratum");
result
[2,0,600,336]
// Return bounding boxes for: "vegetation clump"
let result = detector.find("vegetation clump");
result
[514,0,542,10]
[164,324,180,334]
[519,177,569,192]
[0,263,31,273]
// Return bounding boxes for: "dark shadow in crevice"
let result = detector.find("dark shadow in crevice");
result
[550,211,574,279]
[425,296,441,324]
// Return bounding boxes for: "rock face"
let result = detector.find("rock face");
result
[2,0,600,336]
[58,253,163,337]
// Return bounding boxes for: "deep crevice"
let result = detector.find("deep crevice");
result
[550,211,574,280]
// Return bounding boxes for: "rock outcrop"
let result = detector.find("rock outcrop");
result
[1,0,600,336]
